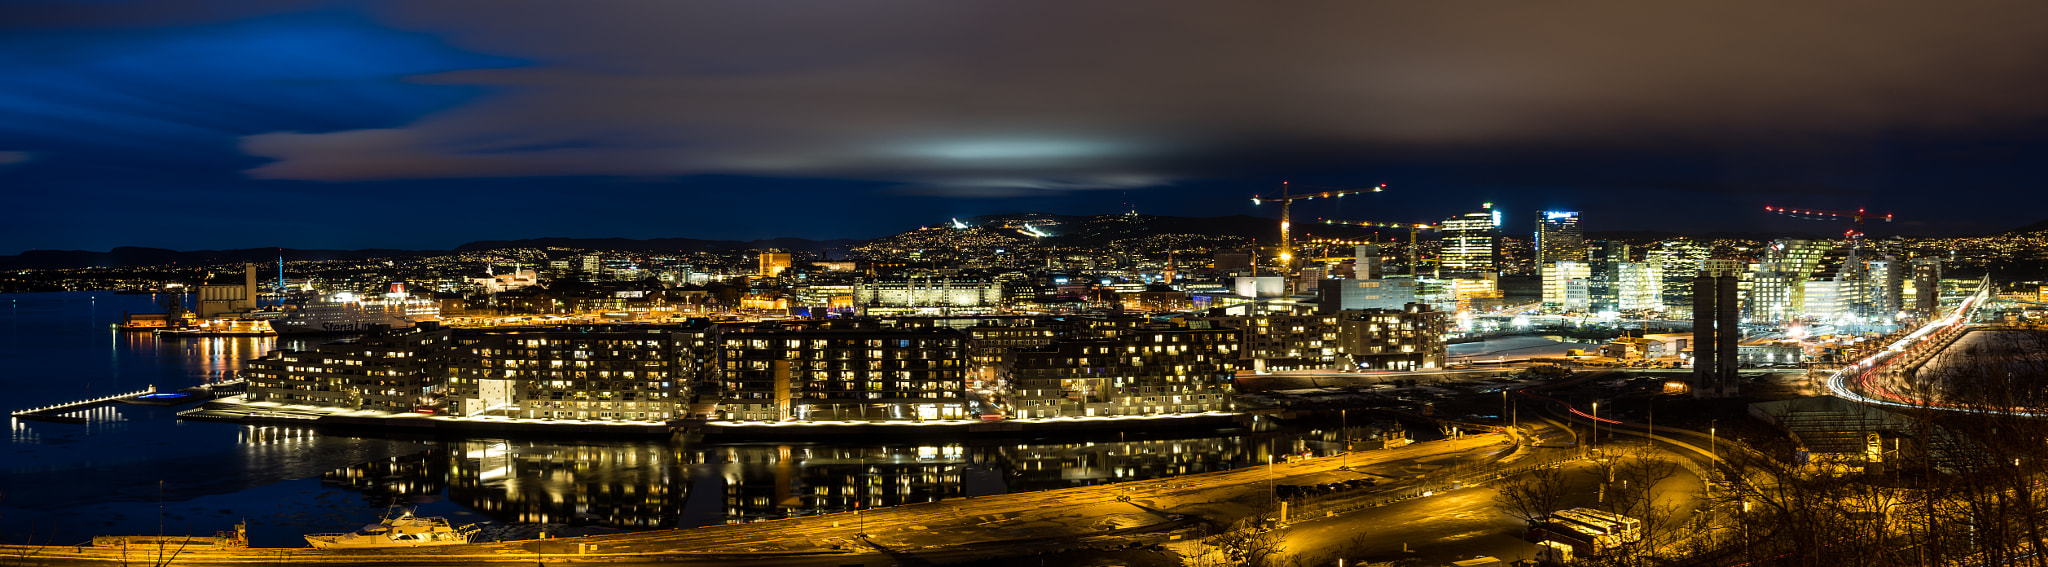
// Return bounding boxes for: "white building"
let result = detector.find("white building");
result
[854,274,1003,316]
[1616,263,1664,312]
[1541,261,1591,311]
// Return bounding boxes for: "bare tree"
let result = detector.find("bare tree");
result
[1492,465,1570,528]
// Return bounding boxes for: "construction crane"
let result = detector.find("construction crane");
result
[1251,182,1385,293]
[1763,205,1893,227]
[1320,219,1441,276]
[1764,204,1896,253]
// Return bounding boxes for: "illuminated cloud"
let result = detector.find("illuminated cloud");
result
[0,151,31,166]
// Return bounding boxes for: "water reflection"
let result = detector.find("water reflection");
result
[120,332,321,385]
[303,428,1395,530]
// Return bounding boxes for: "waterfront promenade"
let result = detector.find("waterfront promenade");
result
[0,432,1514,565]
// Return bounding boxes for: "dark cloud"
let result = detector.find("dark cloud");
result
[6,0,2048,253]
[229,1,2048,192]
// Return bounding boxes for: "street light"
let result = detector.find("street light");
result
[1339,409,1350,471]
[1591,401,1600,452]
[1710,419,1718,459]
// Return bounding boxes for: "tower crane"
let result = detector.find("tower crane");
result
[1763,204,1896,254]
[1251,181,1386,294]
[1319,219,1441,276]
[1764,205,1892,227]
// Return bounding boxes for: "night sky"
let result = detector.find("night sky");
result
[7,1,2048,255]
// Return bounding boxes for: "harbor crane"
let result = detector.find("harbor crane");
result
[1319,218,1441,276]
[1252,182,1385,293]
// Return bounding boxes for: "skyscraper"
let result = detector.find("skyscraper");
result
[1694,259,1742,398]
[1616,263,1664,312]
[1588,240,1629,312]
[1535,211,1586,264]
[1440,203,1501,274]
[1911,258,1943,315]
[1647,240,1711,313]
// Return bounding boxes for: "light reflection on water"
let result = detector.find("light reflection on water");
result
[303,427,1388,530]
[0,292,1411,545]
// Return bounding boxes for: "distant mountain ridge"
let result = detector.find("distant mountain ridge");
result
[449,237,865,255]
[0,246,440,271]
[10,214,2034,270]
[1996,218,2048,235]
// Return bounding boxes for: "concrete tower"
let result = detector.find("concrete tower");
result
[1693,259,1742,398]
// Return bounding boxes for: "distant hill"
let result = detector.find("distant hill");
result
[0,237,871,270]
[956,212,1385,246]
[1585,230,1821,243]
[14,211,1973,270]
[1996,218,2048,235]
[0,246,438,271]
[450,237,865,255]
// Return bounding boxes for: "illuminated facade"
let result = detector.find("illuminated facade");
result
[1616,262,1665,312]
[1005,324,1237,418]
[716,327,968,422]
[1334,303,1447,371]
[1199,314,1341,372]
[1747,239,1833,322]
[445,329,705,420]
[245,326,453,412]
[1316,277,1418,314]
[1535,211,1586,264]
[1439,204,1501,273]
[1540,261,1591,311]
[1446,274,1504,312]
[758,252,792,277]
[1646,240,1711,312]
[1910,258,1942,315]
[853,274,1003,316]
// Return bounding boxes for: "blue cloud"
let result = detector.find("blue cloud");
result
[0,10,523,164]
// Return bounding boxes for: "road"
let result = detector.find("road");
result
[2,433,1523,565]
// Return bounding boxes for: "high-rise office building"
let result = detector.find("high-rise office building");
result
[1535,211,1586,264]
[1587,241,1629,312]
[1647,240,1712,313]
[1911,258,1943,315]
[1540,261,1591,311]
[1616,263,1664,312]
[1694,259,1742,398]
[1440,204,1501,273]
[1866,258,1903,321]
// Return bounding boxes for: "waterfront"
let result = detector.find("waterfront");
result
[0,291,1356,548]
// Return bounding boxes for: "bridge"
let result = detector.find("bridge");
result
[1826,277,2013,413]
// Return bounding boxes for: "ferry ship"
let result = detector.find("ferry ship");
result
[270,283,440,336]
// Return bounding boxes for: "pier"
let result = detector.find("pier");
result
[11,381,243,424]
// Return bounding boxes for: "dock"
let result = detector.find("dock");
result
[10,381,243,424]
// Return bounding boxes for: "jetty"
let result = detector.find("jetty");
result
[10,381,243,424]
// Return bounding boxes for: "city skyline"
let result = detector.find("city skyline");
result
[8,1,2048,255]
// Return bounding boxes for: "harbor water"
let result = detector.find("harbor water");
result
[0,291,1353,547]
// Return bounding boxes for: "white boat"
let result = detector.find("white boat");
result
[304,508,473,549]
[272,283,440,336]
